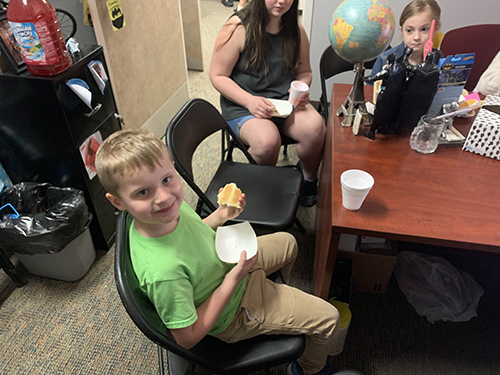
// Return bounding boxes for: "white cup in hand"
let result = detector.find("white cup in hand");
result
[288,80,309,106]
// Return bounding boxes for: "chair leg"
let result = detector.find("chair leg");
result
[0,250,26,287]
[295,218,306,234]
[158,345,165,375]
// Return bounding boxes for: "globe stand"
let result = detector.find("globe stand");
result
[336,63,372,127]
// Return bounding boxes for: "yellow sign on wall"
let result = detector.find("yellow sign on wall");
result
[106,0,125,31]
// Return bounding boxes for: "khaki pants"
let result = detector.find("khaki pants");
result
[215,232,340,374]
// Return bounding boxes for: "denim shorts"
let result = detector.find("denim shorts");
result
[227,115,286,138]
[227,115,255,138]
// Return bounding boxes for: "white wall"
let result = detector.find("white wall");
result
[307,0,500,102]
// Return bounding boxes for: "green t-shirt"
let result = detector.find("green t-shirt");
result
[130,201,246,335]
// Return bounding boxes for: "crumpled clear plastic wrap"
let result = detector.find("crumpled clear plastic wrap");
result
[393,251,484,323]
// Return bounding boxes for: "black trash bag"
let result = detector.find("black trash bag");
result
[0,182,92,255]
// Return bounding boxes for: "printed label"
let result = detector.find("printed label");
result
[9,20,60,65]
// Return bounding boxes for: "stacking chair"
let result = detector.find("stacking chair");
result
[114,210,306,375]
[223,129,296,161]
[166,98,305,232]
[0,245,25,287]
[318,45,382,123]
[439,24,500,91]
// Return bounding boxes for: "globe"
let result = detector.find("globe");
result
[329,0,396,63]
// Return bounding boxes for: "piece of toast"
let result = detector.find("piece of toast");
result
[217,183,242,208]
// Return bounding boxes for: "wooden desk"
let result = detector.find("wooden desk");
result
[313,84,500,299]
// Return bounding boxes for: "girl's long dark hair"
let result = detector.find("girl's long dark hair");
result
[225,0,300,74]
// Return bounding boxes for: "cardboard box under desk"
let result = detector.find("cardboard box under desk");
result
[337,248,398,294]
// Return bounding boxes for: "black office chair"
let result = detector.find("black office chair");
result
[114,210,306,375]
[166,98,305,232]
[318,45,380,123]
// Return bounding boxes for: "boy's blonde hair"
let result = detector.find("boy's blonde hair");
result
[95,129,170,197]
[400,0,441,27]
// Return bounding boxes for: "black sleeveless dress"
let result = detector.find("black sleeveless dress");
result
[220,31,295,121]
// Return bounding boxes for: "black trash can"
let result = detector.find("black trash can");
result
[0,183,95,281]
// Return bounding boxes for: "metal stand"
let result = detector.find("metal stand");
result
[336,63,372,127]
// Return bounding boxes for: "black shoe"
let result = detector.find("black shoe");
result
[300,178,318,207]
[221,0,234,7]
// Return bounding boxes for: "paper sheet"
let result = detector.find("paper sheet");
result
[79,131,103,180]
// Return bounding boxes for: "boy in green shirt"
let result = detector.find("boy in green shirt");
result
[95,129,340,375]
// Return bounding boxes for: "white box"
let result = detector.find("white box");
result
[15,228,96,282]
[462,95,500,161]
[338,234,359,252]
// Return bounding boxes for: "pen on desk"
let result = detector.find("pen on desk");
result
[434,107,472,121]
[449,126,461,138]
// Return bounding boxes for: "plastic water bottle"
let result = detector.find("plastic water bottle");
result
[7,0,72,76]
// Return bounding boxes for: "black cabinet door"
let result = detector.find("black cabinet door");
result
[0,45,120,250]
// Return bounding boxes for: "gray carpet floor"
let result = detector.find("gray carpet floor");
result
[1,1,500,374]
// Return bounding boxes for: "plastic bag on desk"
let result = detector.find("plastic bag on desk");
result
[393,251,484,323]
[0,182,91,255]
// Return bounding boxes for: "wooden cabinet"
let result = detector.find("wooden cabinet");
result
[0,45,121,250]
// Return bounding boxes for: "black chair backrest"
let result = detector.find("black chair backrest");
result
[165,98,226,179]
[166,98,253,179]
[114,211,230,374]
[320,46,356,84]
[166,98,259,214]
[114,212,170,344]
[318,45,383,121]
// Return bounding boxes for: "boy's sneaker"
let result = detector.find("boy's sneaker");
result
[300,178,318,207]
[288,360,335,375]
[221,0,234,6]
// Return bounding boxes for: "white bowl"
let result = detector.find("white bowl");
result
[268,99,293,118]
[215,221,258,263]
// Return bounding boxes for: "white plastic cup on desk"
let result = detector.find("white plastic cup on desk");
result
[288,80,309,106]
[340,169,374,210]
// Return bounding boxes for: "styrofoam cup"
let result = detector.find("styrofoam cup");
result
[288,80,309,106]
[340,169,374,210]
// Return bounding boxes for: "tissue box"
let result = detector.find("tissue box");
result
[462,95,500,161]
